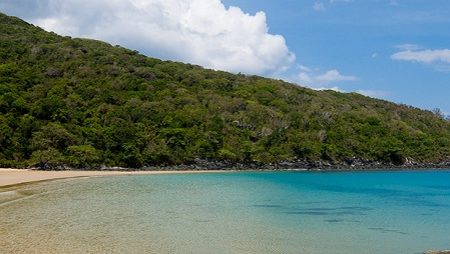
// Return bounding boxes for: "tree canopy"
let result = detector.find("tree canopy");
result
[1,12,449,169]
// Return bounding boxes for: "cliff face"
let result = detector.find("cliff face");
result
[1,12,449,169]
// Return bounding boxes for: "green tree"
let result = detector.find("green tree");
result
[66,145,101,168]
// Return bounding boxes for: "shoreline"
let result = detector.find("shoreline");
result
[2,167,450,188]
[0,168,230,188]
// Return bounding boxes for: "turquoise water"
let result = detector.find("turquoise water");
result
[1,171,450,253]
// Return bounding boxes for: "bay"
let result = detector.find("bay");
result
[1,170,450,253]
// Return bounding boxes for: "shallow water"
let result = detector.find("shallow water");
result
[1,170,450,254]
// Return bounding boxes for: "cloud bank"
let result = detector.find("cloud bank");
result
[1,0,295,75]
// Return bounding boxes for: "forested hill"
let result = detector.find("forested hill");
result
[1,12,449,169]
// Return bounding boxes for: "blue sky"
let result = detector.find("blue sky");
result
[222,0,450,114]
[1,0,450,114]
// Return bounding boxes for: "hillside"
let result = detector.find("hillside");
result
[1,12,449,169]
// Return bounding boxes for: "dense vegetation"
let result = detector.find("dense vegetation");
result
[1,12,449,169]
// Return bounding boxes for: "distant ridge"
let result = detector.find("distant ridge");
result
[0,12,449,169]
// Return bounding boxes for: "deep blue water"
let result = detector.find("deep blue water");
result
[1,170,450,253]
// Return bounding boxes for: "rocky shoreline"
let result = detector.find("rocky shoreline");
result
[24,158,450,171]
[154,158,450,171]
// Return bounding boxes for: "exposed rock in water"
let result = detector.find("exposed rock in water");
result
[425,251,450,254]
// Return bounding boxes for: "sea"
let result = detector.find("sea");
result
[1,170,450,254]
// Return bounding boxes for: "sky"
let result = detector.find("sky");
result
[1,0,450,114]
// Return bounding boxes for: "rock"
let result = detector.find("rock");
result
[425,251,450,254]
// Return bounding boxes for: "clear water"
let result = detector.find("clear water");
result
[1,170,450,254]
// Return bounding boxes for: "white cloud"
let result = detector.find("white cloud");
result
[371,53,378,58]
[297,72,313,84]
[292,66,377,97]
[4,0,295,75]
[301,86,388,99]
[315,70,357,82]
[312,86,344,92]
[391,49,450,64]
[295,65,356,91]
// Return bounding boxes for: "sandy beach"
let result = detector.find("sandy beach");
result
[0,168,225,188]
